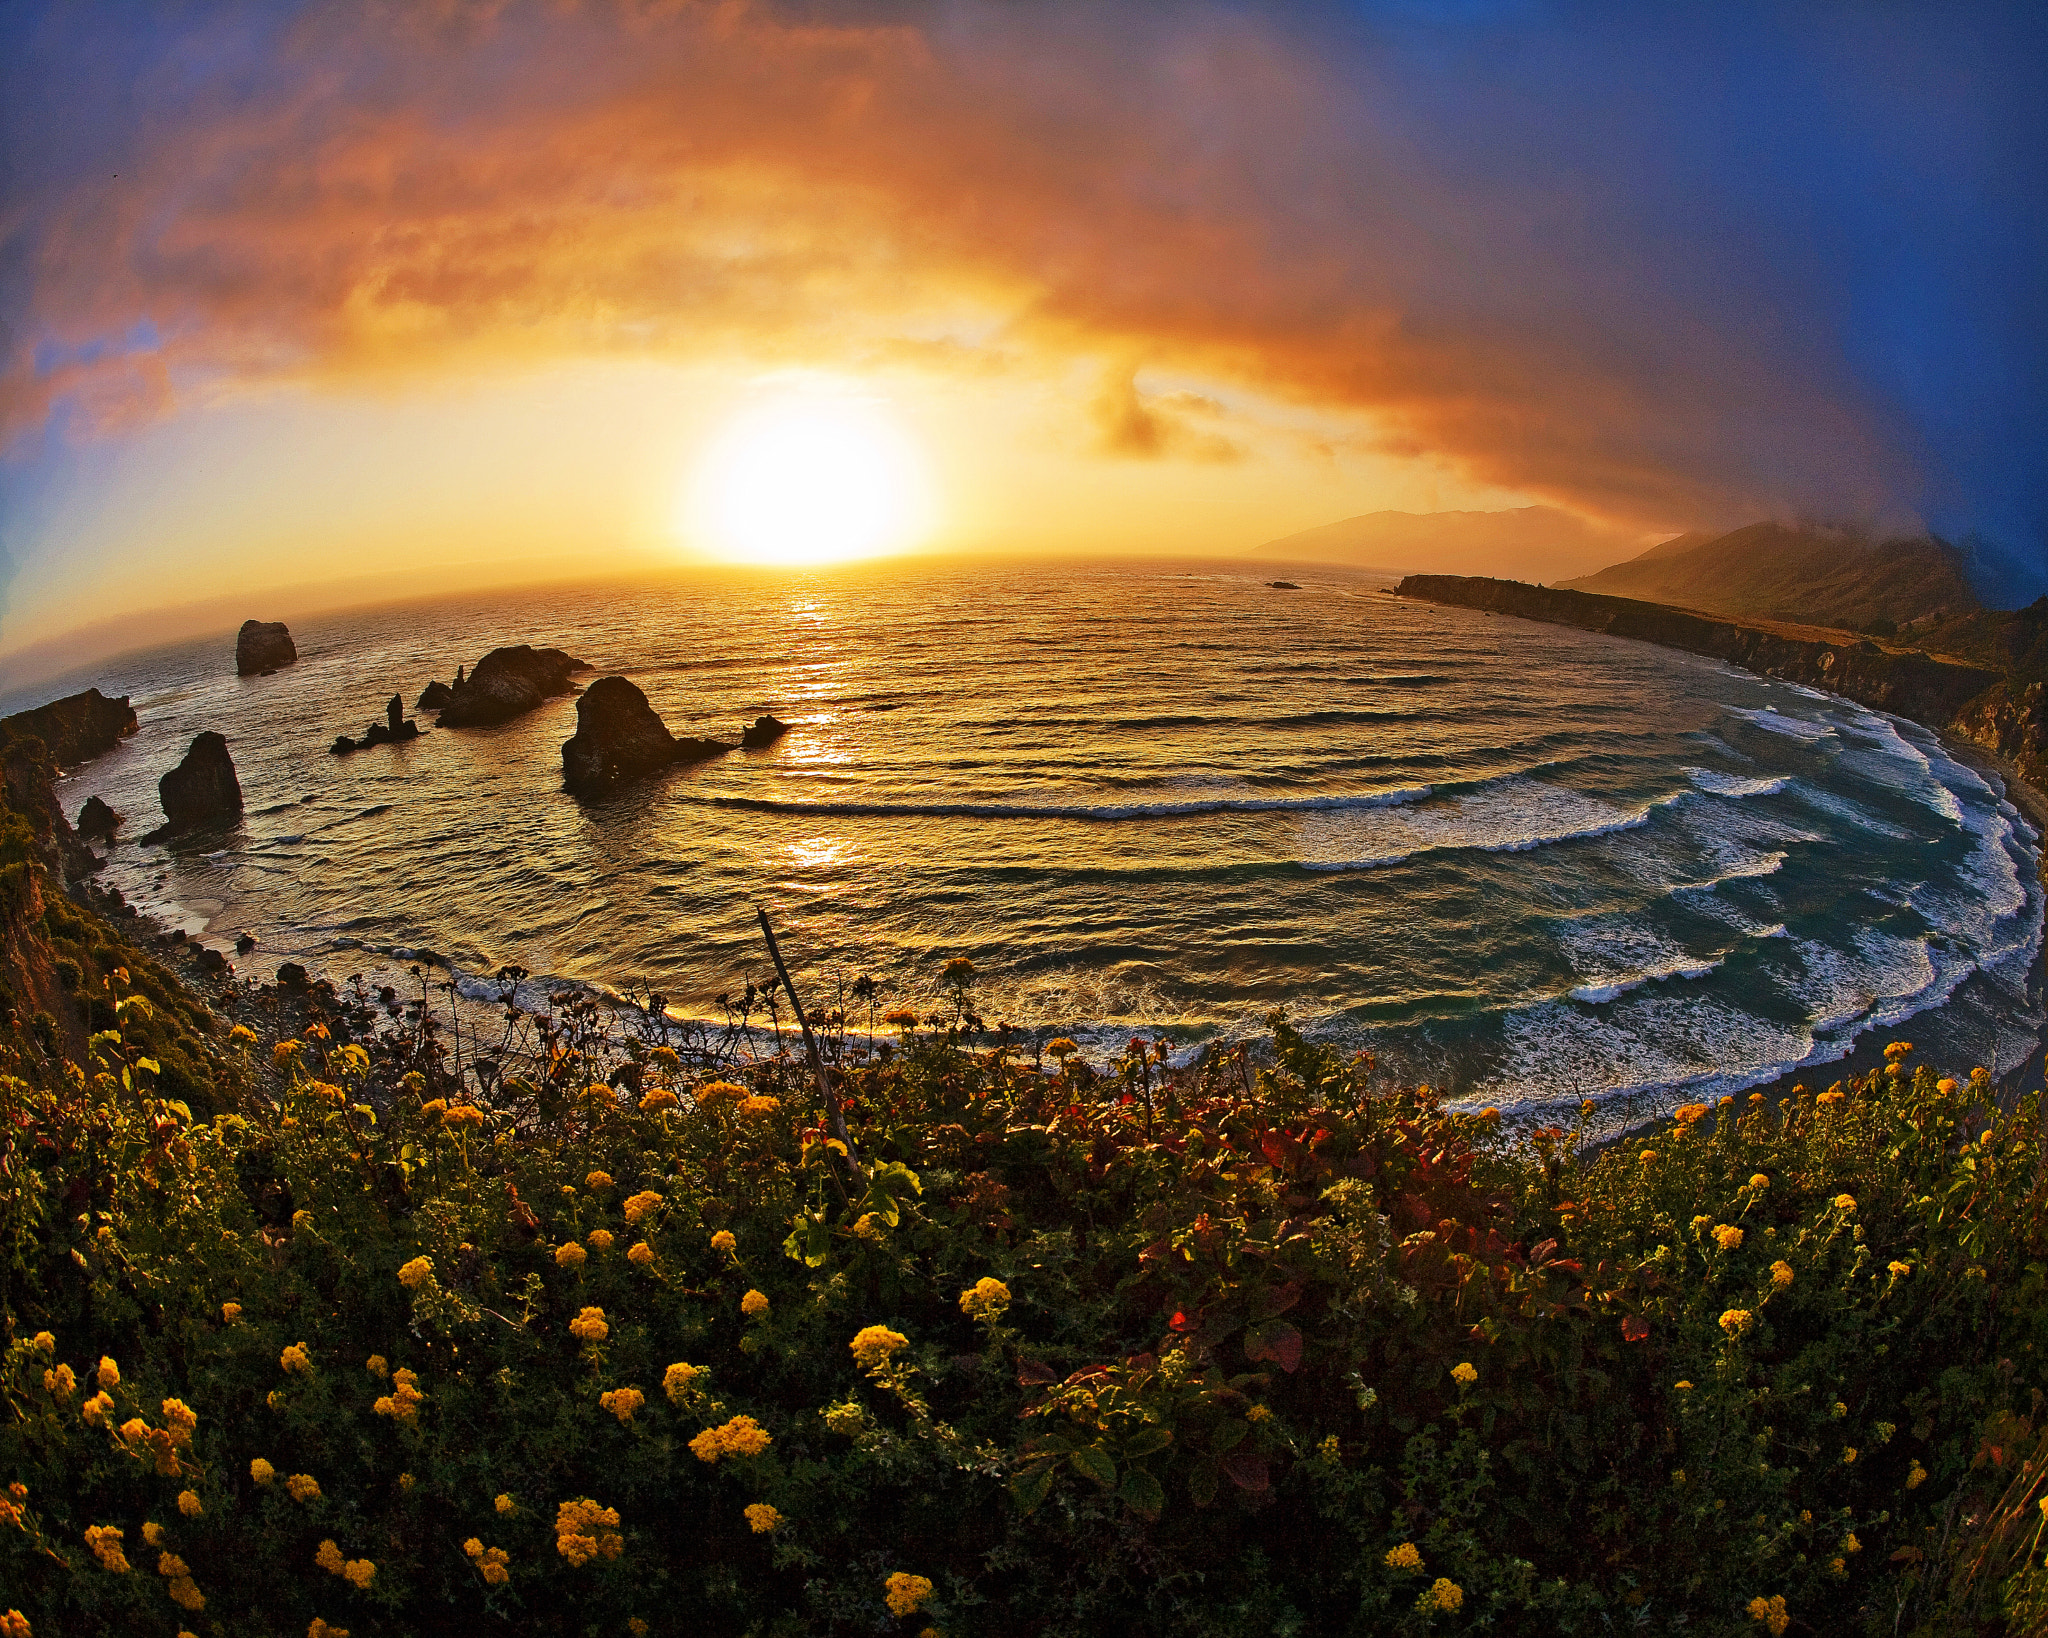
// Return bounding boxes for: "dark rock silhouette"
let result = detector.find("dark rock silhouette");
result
[276,962,310,989]
[386,694,404,736]
[77,796,121,840]
[235,932,257,954]
[2,688,139,767]
[195,946,227,974]
[1268,580,1301,589]
[438,646,588,728]
[236,620,298,676]
[417,680,453,711]
[334,696,423,754]
[331,735,357,755]
[561,676,732,796]
[740,713,791,749]
[148,732,244,838]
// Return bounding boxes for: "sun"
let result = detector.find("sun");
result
[684,391,933,567]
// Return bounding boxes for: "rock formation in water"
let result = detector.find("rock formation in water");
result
[740,713,791,749]
[1,688,139,767]
[417,680,454,711]
[561,676,732,796]
[333,693,424,754]
[149,732,244,837]
[76,796,120,841]
[437,647,589,728]
[236,620,298,676]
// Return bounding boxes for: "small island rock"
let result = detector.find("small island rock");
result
[150,732,244,837]
[417,680,454,711]
[740,713,791,749]
[437,646,588,728]
[236,620,298,676]
[77,795,121,840]
[561,676,732,796]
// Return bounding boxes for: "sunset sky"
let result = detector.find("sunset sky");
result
[2,1,2043,670]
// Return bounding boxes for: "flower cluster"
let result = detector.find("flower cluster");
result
[373,1366,425,1425]
[279,1343,312,1375]
[313,1540,375,1588]
[84,1524,129,1572]
[599,1387,645,1423]
[1713,1224,1744,1252]
[1747,1593,1789,1634]
[744,1503,782,1534]
[1426,1579,1464,1612]
[958,1277,1012,1320]
[885,1572,933,1616]
[850,1326,909,1370]
[689,1415,772,1463]
[286,1473,321,1503]
[662,1362,703,1405]
[623,1190,664,1226]
[740,1289,770,1317]
[463,1538,512,1585]
[1385,1543,1424,1572]
[396,1257,434,1290]
[568,1307,609,1344]
[553,1499,624,1566]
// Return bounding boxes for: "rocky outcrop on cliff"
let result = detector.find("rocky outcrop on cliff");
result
[561,676,732,796]
[1950,682,2048,794]
[149,733,244,838]
[1396,576,2002,727]
[1,688,139,767]
[436,646,589,728]
[236,620,298,675]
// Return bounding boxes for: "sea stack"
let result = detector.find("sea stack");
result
[740,714,791,749]
[561,676,732,796]
[151,732,244,836]
[236,620,298,676]
[437,646,588,728]
[76,796,121,840]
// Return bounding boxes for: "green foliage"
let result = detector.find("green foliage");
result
[4,989,2048,1636]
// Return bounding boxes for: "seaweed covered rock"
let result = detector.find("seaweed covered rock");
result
[236,620,297,676]
[437,646,589,728]
[150,732,244,837]
[561,676,730,796]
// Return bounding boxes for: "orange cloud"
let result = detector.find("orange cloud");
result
[4,0,1919,536]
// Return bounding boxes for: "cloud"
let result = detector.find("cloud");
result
[2,0,2042,568]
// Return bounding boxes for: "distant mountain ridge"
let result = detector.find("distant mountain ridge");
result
[1560,522,1981,630]
[1255,506,1637,583]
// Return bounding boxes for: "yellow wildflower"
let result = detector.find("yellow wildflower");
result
[1450,1362,1478,1385]
[851,1326,909,1369]
[711,1230,737,1253]
[143,1522,165,1547]
[1843,1447,1858,1464]
[629,1621,648,1635]
[84,1524,129,1572]
[569,1307,609,1344]
[80,1391,113,1426]
[442,1105,486,1129]
[1833,1194,1857,1212]
[663,1362,703,1404]
[586,1170,614,1189]
[177,1490,203,1517]
[959,1277,1012,1320]
[1639,1149,1657,1165]
[745,1503,783,1533]
[43,1363,75,1398]
[623,1191,664,1226]
[588,1229,614,1252]
[1884,1041,1912,1060]
[97,1356,119,1390]
[599,1387,645,1423]
[885,1572,934,1616]
[1817,1090,1845,1107]
[1889,1260,1911,1277]
[1749,1174,1770,1189]
[0,1612,28,1638]
[1385,1542,1424,1571]
[1719,1309,1753,1337]
[629,1241,655,1266]
[316,1540,345,1574]
[366,1355,388,1379]
[1770,1260,1795,1288]
[1044,1037,1075,1058]
[397,1257,433,1289]
[287,1473,321,1503]
[157,1551,189,1578]
[556,1242,588,1269]
[553,1498,624,1566]
[1843,1532,1861,1554]
[167,1576,204,1611]
[496,1493,516,1514]
[1714,1225,1744,1252]
[373,1366,426,1425]
[250,1457,276,1486]
[221,1302,242,1323]
[689,1415,772,1462]
[639,1089,679,1112]
[30,1332,53,1354]
[1747,1594,1789,1634]
[308,1620,349,1638]
[1674,1381,1693,1391]
[342,1559,375,1590]
[741,1289,770,1317]
[1426,1578,1464,1612]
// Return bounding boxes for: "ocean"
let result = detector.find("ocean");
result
[27,556,2044,1132]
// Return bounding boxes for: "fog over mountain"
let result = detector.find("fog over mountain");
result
[1255,507,1639,583]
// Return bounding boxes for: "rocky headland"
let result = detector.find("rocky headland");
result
[561,676,733,796]
[2,687,138,767]
[236,619,298,676]
[427,645,589,728]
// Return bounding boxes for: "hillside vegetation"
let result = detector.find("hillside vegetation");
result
[1562,523,1981,631]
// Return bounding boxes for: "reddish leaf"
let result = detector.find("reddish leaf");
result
[1219,1449,1270,1492]
[1015,1360,1057,1386]
[1244,1320,1304,1373]
[1249,1279,1304,1320]
[1620,1315,1650,1343]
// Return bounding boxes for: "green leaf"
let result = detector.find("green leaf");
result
[1119,1467,1166,1520]
[1122,1425,1174,1458]
[1069,1444,1118,1489]
[1010,1466,1056,1514]
[1187,1459,1220,1508]
[1209,1418,1248,1453]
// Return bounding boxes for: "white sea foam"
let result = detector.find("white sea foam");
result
[690,784,1433,822]
[1724,706,1836,743]
[1683,767,1792,799]
[1295,776,1686,872]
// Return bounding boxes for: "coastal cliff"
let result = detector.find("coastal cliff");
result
[1395,576,2002,728]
